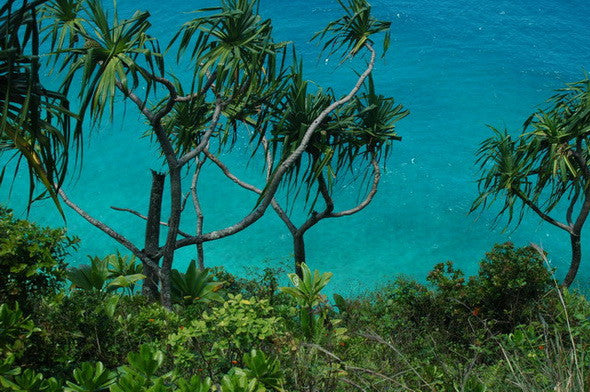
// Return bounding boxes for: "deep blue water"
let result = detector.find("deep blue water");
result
[3,0,590,295]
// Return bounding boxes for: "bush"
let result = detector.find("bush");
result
[347,243,555,349]
[0,206,78,312]
[167,294,290,375]
[23,291,129,377]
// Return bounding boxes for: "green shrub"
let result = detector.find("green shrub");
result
[167,294,289,375]
[117,295,182,345]
[0,303,39,361]
[23,291,129,377]
[0,206,78,312]
[466,242,553,332]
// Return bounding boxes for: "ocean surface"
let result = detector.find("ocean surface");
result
[3,0,590,296]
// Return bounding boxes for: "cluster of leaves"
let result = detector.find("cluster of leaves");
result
[0,0,77,211]
[167,294,288,375]
[67,252,145,294]
[1,207,589,391]
[348,243,554,346]
[0,206,78,311]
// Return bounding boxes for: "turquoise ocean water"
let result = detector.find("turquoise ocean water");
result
[3,0,590,295]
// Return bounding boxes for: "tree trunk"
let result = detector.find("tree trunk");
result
[294,231,306,277]
[142,170,165,299]
[160,164,182,309]
[563,231,582,287]
[197,243,205,270]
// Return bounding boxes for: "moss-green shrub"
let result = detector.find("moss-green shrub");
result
[0,207,78,312]
[167,294,291,375]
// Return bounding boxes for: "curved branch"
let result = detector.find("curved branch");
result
[330,158,381,217]
[566,187,580,226]
[58,188,161,274]
[297,172,335,234]
[567,144,590,232]
[203,148,297,234]
[175,71,217,102]
[173,43,377,249]
[115,81,154,122]
[110,206,191,238]
[513,188,572,233]
[114,80,177,164]
[261,136,273,180]
[191,155,206,268]
[179,99,223,166]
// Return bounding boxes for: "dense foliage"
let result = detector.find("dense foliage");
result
[1,211,589,391]
[0,206,78,311]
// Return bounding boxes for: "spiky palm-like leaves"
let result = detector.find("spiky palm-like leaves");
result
[170,0,288,149]
[473,76,590,286]
[0,0,75,213]
[172,0,280,84]
[351,74,407,158]
[314,0,391,57]
[271,62,349,191]
[47,0,164,132]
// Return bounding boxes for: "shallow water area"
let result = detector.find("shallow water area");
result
[3,0,590,296]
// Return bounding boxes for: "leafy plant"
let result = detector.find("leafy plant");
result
[0,303,39,360]
[0,368,60,392]
[280,263,332,340]
[175,375,212,392]
[67,256,110,291]
[167,294,286,374]
[0,206,78,310]
[171,261,224,304]
[242,349,285,392]
[68,254,145,293]
[64,361,116,392]
[110,345,169,392]
[220,371,265,392]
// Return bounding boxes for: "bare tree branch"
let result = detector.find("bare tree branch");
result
[175,71,217,102]
[203,148,297,233]
[179,99,223,166]
[330,158,381,218]
[110,206,191,238]
[115,81,154,122]
[58,188,161,274]
[172,43,378,250]
[513,188,573,233]
[191,155,207,268]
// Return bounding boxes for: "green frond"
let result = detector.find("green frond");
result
[314,0,391,58]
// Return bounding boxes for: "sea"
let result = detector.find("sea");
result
[3,0,590,296]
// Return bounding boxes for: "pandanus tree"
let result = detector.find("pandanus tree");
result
[472,76,590,287]
[38,0,396,307]
[203,0,407,275]
[0,0,75,213]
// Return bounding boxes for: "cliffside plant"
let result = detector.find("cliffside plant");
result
[67,254,146,293]
[240,349,285,392]
[473,76,590,287]
[0,303,39,361]
[64,361,116,392]
[167,294,286,374]
[280,263,333,341]
[170,261,224,305]
[0,368,60,392]
[34,0,398,307]
[0,206,78,310]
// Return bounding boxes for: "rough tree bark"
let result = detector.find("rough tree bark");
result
[143,170,165,299]
[564,232,582,287]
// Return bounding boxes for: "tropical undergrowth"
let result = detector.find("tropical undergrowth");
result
[1,209,589,391]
